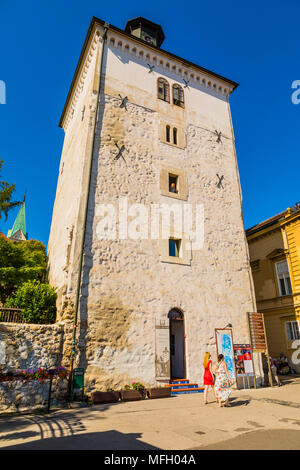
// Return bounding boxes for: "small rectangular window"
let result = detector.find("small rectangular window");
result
[276,260,292,296]
[173,128,177,145]
[169,238,181,257]
[169,174,178,193]
[166,125,170,142]
[285,321,300,341]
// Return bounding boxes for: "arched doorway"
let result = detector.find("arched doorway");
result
[168,308,186,379]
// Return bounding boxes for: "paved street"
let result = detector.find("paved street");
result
[1,376,300,450]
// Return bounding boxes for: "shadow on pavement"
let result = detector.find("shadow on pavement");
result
[1,429,160,450]
[228,397,251,407]
[0,400,121,442]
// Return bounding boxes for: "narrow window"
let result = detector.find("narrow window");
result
[173,128,178,145]
[275,260,292,296]
[169,238,181,257]
[169,174,178,193]
[172,84,184,107]
[166,125,170,142]
[158,78,170,103]
[285,321,300,341]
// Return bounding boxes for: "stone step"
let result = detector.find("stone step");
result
[164,378,204,395]
[166,383,199,389]
[169,379,189,385]
[171,387,204,395]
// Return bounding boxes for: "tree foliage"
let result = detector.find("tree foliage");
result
[0,160,21,221]
[0,237,47,303]
[5,280,57,324]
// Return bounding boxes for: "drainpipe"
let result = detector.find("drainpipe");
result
[69,22,109,402]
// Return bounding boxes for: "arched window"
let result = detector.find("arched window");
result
[173,128,177,145]
[172,84,184,107]
[158,78,170,102]
[166,125,170,142]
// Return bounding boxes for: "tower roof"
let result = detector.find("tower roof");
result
[7,201,27,241]
[124,17,165,47]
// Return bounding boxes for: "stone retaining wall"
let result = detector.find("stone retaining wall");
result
[0,323,69,412]
[0,377,68,413]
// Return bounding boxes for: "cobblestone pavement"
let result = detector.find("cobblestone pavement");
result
[0,376,300,450]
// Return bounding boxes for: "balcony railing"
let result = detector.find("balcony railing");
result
[0,308,25,323]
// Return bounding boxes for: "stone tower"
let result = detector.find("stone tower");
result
[48,16,258,392]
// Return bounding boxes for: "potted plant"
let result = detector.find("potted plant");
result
[91,389,120,404]
[55,366,69,379]
[34,368,49,382]
[147,385,172,399]
[120,382,146,401]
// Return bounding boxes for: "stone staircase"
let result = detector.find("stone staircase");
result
[165,379,204,396]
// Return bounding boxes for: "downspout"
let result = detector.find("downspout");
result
[69,22,109,401]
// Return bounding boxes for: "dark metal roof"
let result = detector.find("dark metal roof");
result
[246,204,300,236]
[246,212,285,236]
[125,17,165,47]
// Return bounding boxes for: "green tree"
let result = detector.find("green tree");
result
[0,160,21,221]
[0,237,47,303]
[5,280,57,324]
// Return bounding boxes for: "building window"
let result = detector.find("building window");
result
[160,166,188,201]
[165,125,178,146]
[169,238,181,258]
[159,121,185,149]
[250,259,260,271]
[166,125,170,142]
[275,260,292,296]
[158,78,170,102]
[173,128,178,145]
[169,174,178,193]
[173,84,184,107]
[285,321,300,341]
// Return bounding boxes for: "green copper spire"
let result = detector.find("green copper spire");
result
[7,200,28,241]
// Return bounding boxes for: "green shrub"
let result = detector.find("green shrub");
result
[0,238,47,303]
[5,280,57,324]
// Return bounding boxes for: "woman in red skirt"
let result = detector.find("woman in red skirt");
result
[203,352,215,404]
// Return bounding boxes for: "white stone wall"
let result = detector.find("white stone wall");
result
[47,30,103,311]
[48,24,258,393]
[75,86,256,392]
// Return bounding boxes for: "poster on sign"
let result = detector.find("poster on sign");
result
[233,344,254,376]
[215,329,236,380]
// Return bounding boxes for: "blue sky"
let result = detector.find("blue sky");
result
[0,0,299,246]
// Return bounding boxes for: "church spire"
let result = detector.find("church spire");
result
[7,197,28,241]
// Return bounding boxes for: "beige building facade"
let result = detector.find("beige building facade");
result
[48,16,259,392]
[247,205,300,373]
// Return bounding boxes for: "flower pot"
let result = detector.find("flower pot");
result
[58,373,67,379]
[147,387,172,399]
[120,389,146,401]
[91,391,120,404]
